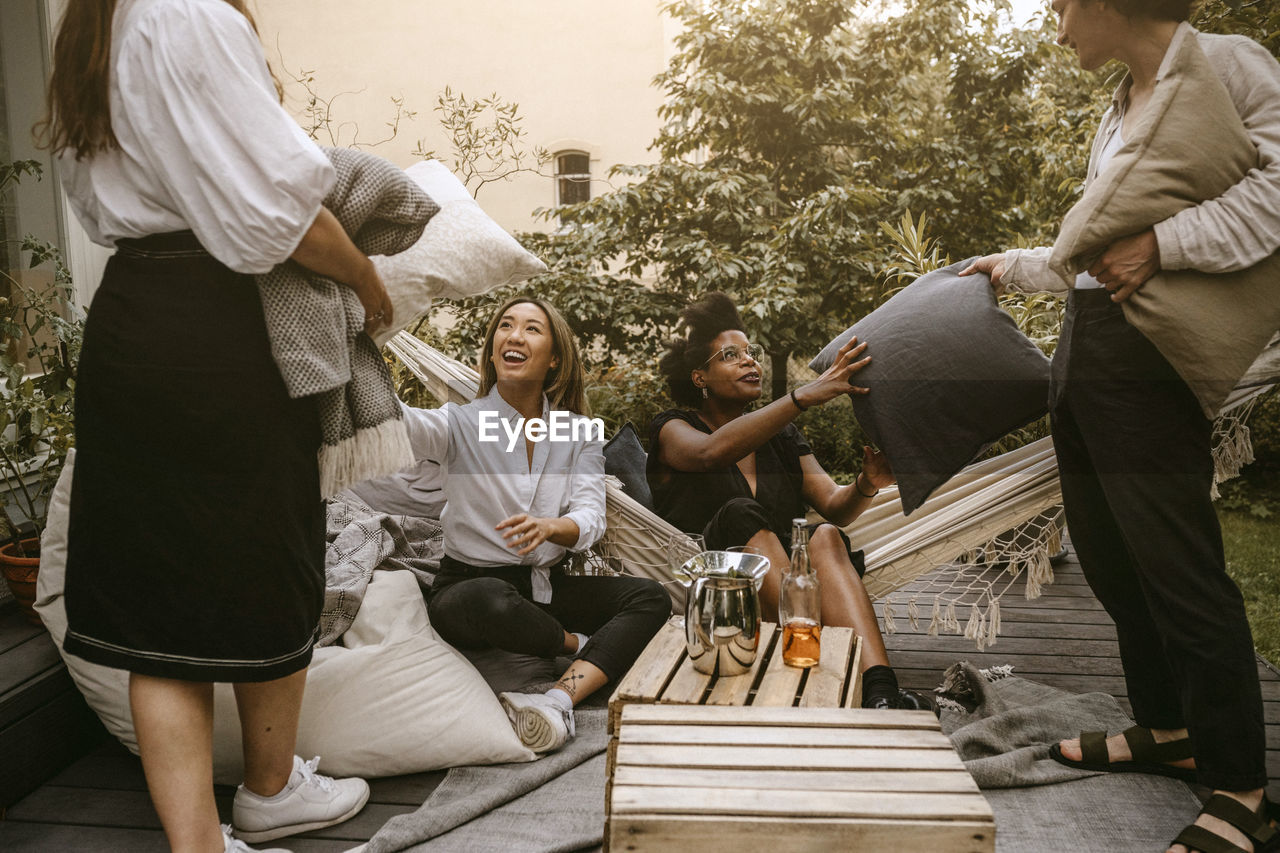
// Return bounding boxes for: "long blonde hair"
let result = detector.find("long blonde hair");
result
[478,298,589,416]
[37,0,280,158]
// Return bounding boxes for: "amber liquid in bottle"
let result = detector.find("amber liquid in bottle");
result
[780,518,821,668]
[782,618,821,668]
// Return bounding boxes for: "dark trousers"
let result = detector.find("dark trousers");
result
[427,558,670,683]
[1050,289,1265,790]
[703,497,866,577]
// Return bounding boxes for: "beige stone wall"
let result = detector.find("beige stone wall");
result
[253,0,672,233]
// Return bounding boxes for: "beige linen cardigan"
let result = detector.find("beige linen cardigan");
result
[1003,24,1280,419]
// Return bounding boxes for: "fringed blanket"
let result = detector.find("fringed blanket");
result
[937,661,1134,787]
[257,148,438,497]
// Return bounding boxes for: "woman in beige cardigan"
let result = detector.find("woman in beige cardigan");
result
[962,2,1280,851]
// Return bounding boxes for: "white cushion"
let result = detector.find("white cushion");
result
[36,452,535,782]
[370,160,547,347]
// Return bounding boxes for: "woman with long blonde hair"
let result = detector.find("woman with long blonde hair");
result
[43,0,390,850]
[398,297,670,754]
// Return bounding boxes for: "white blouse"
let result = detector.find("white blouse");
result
[1073,119,1127,291]
[398,388,607,603]
[58,0,336,275]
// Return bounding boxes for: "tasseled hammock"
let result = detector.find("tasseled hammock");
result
[386,331,1276,650]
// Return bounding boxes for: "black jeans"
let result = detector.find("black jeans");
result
[1050,289,1265,790]
[427,557,671,683]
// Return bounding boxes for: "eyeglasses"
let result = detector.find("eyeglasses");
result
[699,343,764,369]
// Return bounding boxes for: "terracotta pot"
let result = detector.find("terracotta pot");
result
[1,537,42,626]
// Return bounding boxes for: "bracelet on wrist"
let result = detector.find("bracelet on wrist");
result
[790,388,808,412]
[855,473,879,499]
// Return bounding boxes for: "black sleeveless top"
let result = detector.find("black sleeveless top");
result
[647,408,813,545]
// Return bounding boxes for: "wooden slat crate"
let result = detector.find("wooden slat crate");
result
[606,704,994,853]
[608,620,863,734]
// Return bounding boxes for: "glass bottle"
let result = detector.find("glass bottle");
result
[779,518,821,668]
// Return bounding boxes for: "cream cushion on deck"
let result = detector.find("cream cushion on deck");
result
[36,453,535,782]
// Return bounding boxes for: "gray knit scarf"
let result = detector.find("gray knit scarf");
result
[257,148,438,497]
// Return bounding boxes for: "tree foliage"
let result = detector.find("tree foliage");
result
[1195,0,1280,54]
[431,0,1110,400]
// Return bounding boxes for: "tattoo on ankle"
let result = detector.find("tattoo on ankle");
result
[557,672,586,696]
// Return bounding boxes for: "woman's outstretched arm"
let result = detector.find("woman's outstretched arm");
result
[801,446,894,528]
[656,337,870,473]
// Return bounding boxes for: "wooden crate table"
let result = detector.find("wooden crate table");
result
[608,621,864,735]
[603,622,995,852]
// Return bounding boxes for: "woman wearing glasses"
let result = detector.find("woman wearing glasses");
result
[649,293,930,711]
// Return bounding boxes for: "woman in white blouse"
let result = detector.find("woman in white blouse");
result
[42,1,387,851]
[401,297,669,754]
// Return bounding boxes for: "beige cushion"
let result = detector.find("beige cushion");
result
[370,160,547,347]
[1049,29,1280,419]
[36,452,535,783]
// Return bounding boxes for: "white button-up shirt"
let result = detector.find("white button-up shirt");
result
[59,0,335,274]
[398,387,606,603]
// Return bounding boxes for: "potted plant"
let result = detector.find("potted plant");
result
[0,160,82,624]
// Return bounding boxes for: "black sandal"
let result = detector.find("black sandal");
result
[1047,724,1197,783]
[1170,794,1278,853]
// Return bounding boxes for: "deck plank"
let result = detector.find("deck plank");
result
[881,545,1280,802]
[0,823,353,852]
[6,784,416,841]
[0,603,43,656]
[0,634,62,698]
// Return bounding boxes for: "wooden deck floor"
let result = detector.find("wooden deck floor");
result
[1,546,1277,850]
[879,548,1280,803]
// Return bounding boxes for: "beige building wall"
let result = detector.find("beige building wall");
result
[254,0,674,234]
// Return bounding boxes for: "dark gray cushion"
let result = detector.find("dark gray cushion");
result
[603,422,653,510]
[809,258,1050,515]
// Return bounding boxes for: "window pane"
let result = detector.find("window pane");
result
[556,153,590,176]
[558,176,590,205]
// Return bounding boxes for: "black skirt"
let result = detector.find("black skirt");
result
[64,232,324,682]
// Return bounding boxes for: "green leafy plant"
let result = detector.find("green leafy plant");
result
[585,364,670,440]
[0,163,82,552]
[413,88,551,199]
[281,59,416,150]
[878,210,950,295]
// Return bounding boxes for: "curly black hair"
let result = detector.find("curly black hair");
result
[659,292,746,408]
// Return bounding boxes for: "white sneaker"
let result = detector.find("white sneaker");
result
[232,756,370,843]
[499,691,575,754]
[222,824,290,852]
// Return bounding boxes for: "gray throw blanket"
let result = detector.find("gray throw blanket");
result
[317,491,443,647]
[257,147,438,497]
[938,663,1202,851]
[363,707,609,853]
[938,661,1145,788]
